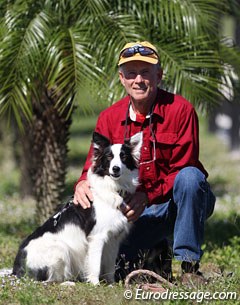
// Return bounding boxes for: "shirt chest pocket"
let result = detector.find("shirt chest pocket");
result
[152,132,178,164]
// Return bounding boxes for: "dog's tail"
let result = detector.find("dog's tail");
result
[12,248,27,278]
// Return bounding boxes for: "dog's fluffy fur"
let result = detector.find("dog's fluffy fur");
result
[13,131,142,284]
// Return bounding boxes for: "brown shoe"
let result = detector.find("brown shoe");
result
[180,261,208,288]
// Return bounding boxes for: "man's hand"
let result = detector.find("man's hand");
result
[120,191,148,222]
[73,180,93,209]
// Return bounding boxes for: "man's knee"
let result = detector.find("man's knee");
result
[174,166,206,193]
[173,167,215,217]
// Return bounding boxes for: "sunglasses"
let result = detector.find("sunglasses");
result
[120,46,157,58]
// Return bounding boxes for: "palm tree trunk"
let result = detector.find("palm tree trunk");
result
[21,87,72,224]
[19,129,34,198]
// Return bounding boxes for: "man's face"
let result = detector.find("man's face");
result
[119,61,162,105]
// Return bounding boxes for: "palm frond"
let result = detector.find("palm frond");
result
[44,25,105,114]
[0,6,51,123]
[155,36,227,106]
[0,82,32,130]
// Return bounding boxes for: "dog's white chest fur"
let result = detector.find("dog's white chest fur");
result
[85,172,132,284]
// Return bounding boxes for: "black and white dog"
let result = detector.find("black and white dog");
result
[13,131,142,284]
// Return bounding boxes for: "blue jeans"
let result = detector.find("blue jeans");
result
[119,167,216,263]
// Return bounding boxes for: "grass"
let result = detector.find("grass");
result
[0,113,239,304]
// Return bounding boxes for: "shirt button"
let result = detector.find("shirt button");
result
[146,166,150,171]
[144,147,148,151]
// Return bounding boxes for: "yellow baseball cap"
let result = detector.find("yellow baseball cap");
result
[118,41,159,66]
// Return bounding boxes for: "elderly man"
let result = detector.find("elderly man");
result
[73,41,215,280]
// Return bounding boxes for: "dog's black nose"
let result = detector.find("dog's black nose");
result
[112,166,120,173]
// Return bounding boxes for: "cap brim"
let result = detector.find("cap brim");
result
[118,53,159,66]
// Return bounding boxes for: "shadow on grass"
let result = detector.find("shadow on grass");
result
[205,212,240,248]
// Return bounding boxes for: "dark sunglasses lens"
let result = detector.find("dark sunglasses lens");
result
[139,47,154,55]
[121,46,155,58]
[121,48,135,58]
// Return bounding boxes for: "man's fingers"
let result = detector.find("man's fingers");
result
[73,180,93,209]
[122,196,146,222]
[119,202,131,214]
[74,194,91,209]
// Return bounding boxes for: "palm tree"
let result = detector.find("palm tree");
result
[0,0,239,223]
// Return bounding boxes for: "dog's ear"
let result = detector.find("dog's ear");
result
[92,132,111,147]
[92,132,111,158]
[128,132,143,164]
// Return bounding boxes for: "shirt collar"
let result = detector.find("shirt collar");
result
[129,103,152,122]
[120,89,163,123]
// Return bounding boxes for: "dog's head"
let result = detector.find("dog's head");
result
[91,132,142,180]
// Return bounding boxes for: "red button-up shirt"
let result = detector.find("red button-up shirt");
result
[76,88,208,204]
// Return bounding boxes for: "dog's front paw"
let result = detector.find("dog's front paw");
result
[87,277,100,286]
[60,281,76,287]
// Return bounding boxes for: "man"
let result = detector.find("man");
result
[73,41,215,279]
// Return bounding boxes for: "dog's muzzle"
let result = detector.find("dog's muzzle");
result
[110,165,121,179]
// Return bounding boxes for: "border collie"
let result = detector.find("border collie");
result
[13,131,142,284]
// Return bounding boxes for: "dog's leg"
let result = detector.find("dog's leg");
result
[101,232,127,284]
[101,240,119,284]
[85,234,106,285]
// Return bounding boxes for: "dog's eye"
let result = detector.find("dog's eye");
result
[106,152,113,161]
[120,152,127,161]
